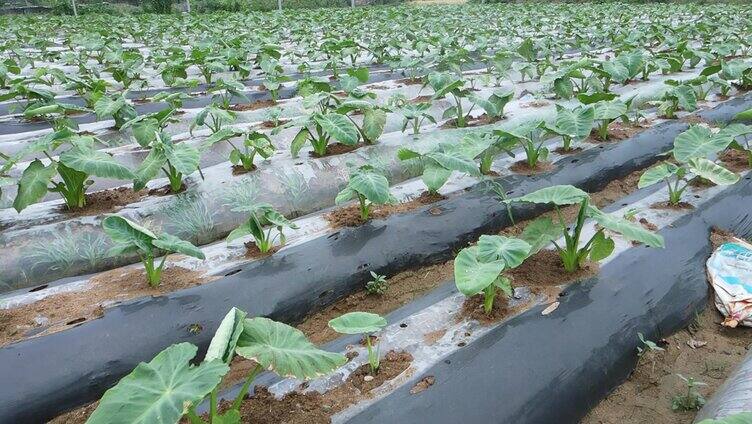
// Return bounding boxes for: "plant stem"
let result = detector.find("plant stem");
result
[483,284,495,314]
[366,334,379,374]
[231,364,263,411]
[358,193,370,220]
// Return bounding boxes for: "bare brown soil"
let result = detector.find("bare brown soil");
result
[229,99,277,111]
[61,187,147,217]
[231,164,256,175]
[396,77,424,86]
[325,191,445,228]
[0,266,213,347]
[260,118,289,129]
[440,113,504,129]
[509,160,555,175]
[651,201,695,210]
[506,249,598,287]
[719,149,751,173]
[243,242,277,259]
[583,303,752,424]
[310,142,363,158]
[554,146,584,155]
[409,94,433,104]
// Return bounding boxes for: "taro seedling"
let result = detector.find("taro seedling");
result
[208,78,249,110]
[588,96,628,141]
[121,106,179,148]
[335,165,395,221]
[493,119,549,169]
[396,101,437,137]
[132,131,202,193]
[102,215,205,287]
[202,128,275,172]
[544,104,595,152]
[638,125,741,206]
[260,58,292,101]
[93,93,136,130]
[427,72,513,128]
[365,271,388,295]
[506,185,664,272]
[397,143,480,194]
[226,203,298,253]
[11,133,134,212]
[724,121,752,168]
[650,82,698,119]
[671,374,707,411]
[87,308,346,424]
[328,312,387,374]
[191,105,237,135]
[454,235,531,315]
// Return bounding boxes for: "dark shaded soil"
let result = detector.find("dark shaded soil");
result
[148,182,187,196]
[231,164,255,175]
[554,146,583,155]
[325,191,445,228]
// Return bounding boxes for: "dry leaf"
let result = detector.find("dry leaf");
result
[541,302,560,316]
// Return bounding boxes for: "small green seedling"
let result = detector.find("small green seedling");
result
[87,308,346,424]
[639,125,740,206]
[226,203,298,253]
[366,271,388,295]
[637,332,665,356]
[335,165,395,221]
[102,215,205,287]
[671,374,707,411]
[328,311,387,374]
[493,119,548,169]
[455,235,531,314]
[506,185,664,272]
[201,128,275,172]
[544,104,595,152]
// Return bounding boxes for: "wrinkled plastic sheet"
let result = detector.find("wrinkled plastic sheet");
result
[707,238,752,327]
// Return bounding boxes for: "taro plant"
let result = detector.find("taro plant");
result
[328,311,387,374]
[428,72,513,128]
[259,58,292,102]
[493,119,548,169]
[454,235,531,315]
[132,131,202,193]
[226,203,298,253]
[94,93,136,130]
[638,125,741,206]
[544,104,595,152]
[87,307,346,424]
[651,82,698,119]
[191,105,236,135]
[506,185,665,273]
[335,165,395,221]
[202,128,275,172]
[585,95,628,141]
[11,134,134,212]
[102,215,205,287]
[391,97,436,137]
[397,143,480,194]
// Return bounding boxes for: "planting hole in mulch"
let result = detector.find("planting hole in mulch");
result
[458,293,512,325]
[310,142,364,158]
[0,266,213,347]
[509,160,554,175]
[325,191,446,228]
[231,164,256,175]
[650,201,695,210]
[505,249,599,288]
[440,113,504,129]
[229,99,277,111]
[260,118,290,129]
[396,77,424,86]
[349,350,413,392]
[60,187,147,217]
[553,146,584,155]
[243,242,278,259]
[148,182,187,196]
[409,94,433,104]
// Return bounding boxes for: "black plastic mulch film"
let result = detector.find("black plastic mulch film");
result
[1,94,751,422]
[346,164,752,424]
